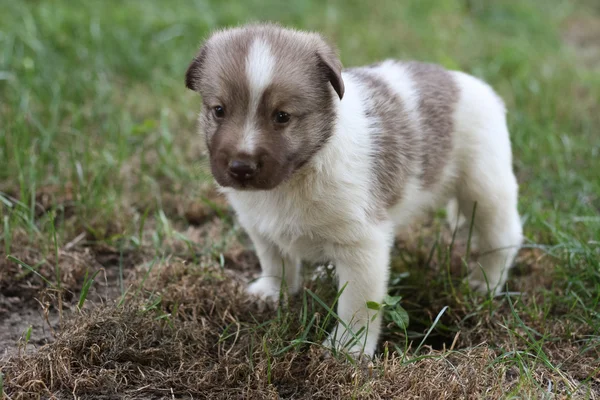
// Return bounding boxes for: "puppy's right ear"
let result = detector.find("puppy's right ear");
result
[185,46,207,91]
[316,49,345,100]
[314,35,345,100]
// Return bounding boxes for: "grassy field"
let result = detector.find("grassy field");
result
[1,0,599,398]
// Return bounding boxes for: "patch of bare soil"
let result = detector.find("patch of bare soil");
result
[0,244,88,357]
[0,294,58,359]
[0,235,146,360]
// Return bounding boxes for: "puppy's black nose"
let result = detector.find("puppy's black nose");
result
[228,159,258,181]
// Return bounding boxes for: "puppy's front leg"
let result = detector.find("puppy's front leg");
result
[325,224,393,358]
[246,228,302,302]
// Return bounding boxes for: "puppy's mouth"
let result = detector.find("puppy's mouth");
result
[211,166,290,192]
[223,179,274,191]
[208,147,299,192]
[218,178,282,192]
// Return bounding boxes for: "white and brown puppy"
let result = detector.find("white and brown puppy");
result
[185,23,523,357]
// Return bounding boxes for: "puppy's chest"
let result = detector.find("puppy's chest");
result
[227,190,363,261]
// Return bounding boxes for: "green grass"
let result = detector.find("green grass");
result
[0,0,599,398]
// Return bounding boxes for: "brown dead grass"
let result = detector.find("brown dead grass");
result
[1,194,597,399]
[2,251,597,399]
[0,183,229,301]
[1,305,508,399]
[0,236,101,302]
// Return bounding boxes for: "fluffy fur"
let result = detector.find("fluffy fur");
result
[185,23,523,358]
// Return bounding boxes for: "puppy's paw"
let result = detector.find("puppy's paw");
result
[246,278,282,303]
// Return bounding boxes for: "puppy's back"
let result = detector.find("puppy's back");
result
[343,60,461,212]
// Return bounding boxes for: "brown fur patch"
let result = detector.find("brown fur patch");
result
[404,62,459,187]
[347,68,419,210]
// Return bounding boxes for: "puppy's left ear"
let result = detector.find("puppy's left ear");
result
[185,45,208,91]
[316,43,345,100]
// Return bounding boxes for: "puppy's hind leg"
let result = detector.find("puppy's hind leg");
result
[457,158,523,295]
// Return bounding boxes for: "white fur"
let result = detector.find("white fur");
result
[449,71,522,292]
[241,39,276,153]
[223,63,523,358]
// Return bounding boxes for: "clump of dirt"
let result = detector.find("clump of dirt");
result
[0,183,237,362]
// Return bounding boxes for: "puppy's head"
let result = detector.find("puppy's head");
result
[185,23,344,190]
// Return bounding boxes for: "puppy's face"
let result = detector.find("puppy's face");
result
[185,24,344,190]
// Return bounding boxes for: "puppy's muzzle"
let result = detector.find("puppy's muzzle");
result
[228,158,259,183]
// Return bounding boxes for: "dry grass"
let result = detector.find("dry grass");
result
[2,242,598,399]
[1,184,598,398]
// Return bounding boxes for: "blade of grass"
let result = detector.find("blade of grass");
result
[3,215,10,255]
[413,306,448,356]
[306,285,365,353]
[263,336,272,385]
[28,180,36,238]
[465,201,478,263]
[273,312,319,356]
[138,206,150,246]
[0,192,14,207]
[49,211,61,289]
[8,255,54,287]
[78,269,103,309]
[119,243,125,295]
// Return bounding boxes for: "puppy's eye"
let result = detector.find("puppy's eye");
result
[213,106,225,119]
[274,111,291,124]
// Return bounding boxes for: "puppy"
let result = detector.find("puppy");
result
[185,23,523,358]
